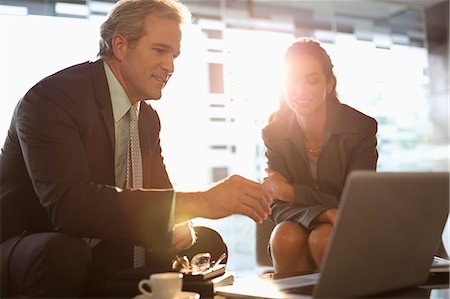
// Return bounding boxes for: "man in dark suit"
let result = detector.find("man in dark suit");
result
[0,0,272,297]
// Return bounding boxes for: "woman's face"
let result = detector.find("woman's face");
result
[283,54,331,117]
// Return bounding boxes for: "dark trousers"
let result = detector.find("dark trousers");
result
[3,227,227,298]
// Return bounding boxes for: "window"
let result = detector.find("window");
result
[1,1,447,274]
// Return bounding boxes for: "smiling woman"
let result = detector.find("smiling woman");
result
[261,38,378,274]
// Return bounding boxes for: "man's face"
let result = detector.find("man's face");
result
[118,14,181,103]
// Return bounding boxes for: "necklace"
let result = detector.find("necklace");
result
[304,135,322,155]
[305,146,321,154]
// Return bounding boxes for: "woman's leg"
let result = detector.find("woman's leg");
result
[269,221,315,274]
[308,223,333,268]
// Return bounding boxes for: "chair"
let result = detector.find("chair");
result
[255,219,275,267]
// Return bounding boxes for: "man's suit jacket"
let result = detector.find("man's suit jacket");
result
[0,60,174,250]
[262,101,378,230]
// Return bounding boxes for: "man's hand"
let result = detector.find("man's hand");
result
[175,175,272,224]
[171,221,196,252]
[203,175,272,223]
[262,168,294,203]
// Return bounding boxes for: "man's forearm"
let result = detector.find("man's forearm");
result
[174,191,207,223]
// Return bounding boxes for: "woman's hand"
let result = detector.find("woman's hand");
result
[262,168,294,203]
[314,208,338,225]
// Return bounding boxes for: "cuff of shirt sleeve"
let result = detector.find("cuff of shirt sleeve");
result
[168,192,176,231]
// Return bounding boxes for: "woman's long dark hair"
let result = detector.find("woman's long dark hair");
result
[270,37,339,122]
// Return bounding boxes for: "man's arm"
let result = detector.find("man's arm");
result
[174,175,272,224]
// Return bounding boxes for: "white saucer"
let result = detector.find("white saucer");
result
[133,291,200,299]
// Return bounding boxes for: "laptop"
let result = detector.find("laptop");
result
[216,171,449,298]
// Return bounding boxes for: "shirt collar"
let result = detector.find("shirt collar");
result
[103,61,139,122]
[286,101,356,140]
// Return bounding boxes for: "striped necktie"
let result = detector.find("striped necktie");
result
[126,104,145,268]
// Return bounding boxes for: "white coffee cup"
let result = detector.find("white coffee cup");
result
[138,272,183,299]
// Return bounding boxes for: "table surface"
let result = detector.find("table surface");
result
[213,271,449,299]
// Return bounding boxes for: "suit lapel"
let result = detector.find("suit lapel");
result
[282,113,309,180]
[275,102,359,184]
[89,60,115,150]
[287,113,308,162]
[139,102,155,187]
[139,103,153,164]
[322,102,357,148]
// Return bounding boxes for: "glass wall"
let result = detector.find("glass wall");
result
[1,0,448,274]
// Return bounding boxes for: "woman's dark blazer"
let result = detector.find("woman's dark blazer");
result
[0,60,174,250]
[262,101,378,230]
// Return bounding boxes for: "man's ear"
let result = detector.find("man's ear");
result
[111,34,128,61]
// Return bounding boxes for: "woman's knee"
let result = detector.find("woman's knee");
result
[308,223,333,252]
[270,221,309,253]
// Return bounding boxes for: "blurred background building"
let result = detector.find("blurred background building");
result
[1,0,448,274]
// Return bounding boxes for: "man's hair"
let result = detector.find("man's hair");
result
[98,0,191,59]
